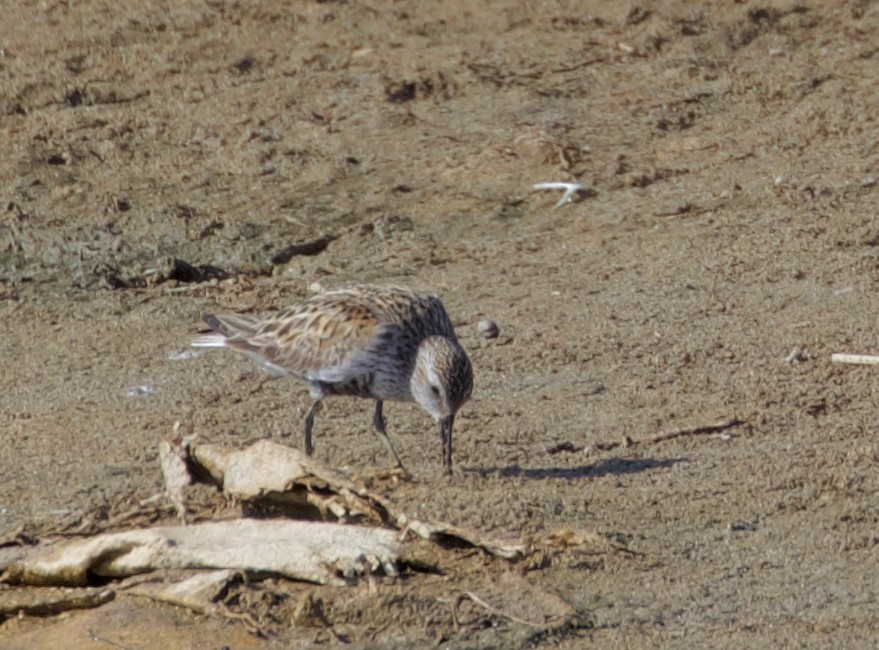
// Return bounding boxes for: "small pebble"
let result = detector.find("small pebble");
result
[477,318,500,339]
[784,347,809,363]
[168,349,200,361]
[126,385,156,397]
[728,520,758,533]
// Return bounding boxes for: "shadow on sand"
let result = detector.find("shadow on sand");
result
[462,456,687,480]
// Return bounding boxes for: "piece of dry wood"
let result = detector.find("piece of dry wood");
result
[831,353,879,365]
[638,416,744,446]
[2,520,399,588]
[125,569,234,615]
[547,417,743,455]
[0,586,115,618]
[189,440,527,560]
[159,436,190,521]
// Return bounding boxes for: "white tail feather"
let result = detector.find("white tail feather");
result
[191,334,228,348]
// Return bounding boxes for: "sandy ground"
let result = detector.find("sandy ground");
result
[3,0,879,647]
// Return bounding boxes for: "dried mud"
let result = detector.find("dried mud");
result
[3,1,879,648]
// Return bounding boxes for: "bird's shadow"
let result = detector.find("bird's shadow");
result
[462,456,687,480]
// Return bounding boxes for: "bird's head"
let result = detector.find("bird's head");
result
[410,336,473,473]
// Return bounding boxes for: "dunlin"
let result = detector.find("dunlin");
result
[192,284,473,474]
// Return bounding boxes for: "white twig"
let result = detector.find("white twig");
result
[831,353,879,365]
[533,182,586,209]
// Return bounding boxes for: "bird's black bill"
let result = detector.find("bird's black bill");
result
[440,414,454,475]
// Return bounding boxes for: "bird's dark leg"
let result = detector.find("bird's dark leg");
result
[303,400,322,456]
[372,399,385,434]
[372,400,406,470]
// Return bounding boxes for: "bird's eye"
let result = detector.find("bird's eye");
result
[430,385,441,397]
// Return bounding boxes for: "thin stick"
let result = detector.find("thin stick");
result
[550,56,607,73]
[549,417,744,455]
[831,353,879,365]
[639,417,744,446]
[463,591,548,628]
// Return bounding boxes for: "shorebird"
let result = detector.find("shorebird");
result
[192,284,473,475]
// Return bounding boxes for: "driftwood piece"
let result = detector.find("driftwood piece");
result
[125,569,235,614]
[831,353,879,365]
[2,519,399,588]
[0,585,115,619]
[189,440,527,560]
